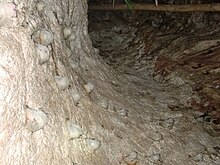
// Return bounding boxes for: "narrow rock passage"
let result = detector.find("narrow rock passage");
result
[88,10,220,164]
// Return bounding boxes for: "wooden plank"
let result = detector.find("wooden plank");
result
[89,3,220,12]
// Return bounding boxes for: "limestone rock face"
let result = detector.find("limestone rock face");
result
[0,2,16,27]
[0,0,219,165]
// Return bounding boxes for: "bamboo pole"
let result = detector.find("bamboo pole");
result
[89,3,220,12]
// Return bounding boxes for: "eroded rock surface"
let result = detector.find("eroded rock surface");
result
[89,10,220,164]
[0,0,219,164]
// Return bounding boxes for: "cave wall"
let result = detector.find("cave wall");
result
[89,9,220,126]
[0,0,219,164]
[88,8,220,164]
[0,0,117,164]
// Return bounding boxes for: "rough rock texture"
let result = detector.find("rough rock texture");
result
[89,10,220,164]
[0,0,219,165]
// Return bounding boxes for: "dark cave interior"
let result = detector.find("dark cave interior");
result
[88,0,220,135]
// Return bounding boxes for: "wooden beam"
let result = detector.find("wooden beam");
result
[89,3,220,12]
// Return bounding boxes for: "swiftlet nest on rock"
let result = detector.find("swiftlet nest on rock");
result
[32,29,53,46]
[54,76,70,91]
[66,121,83,139]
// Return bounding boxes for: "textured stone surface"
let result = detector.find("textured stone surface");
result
[89,10,220,164]
[0,0,219,164]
